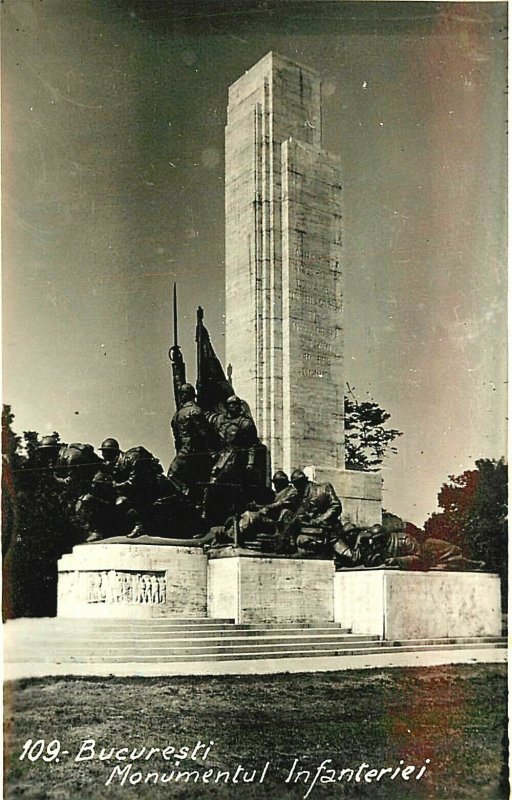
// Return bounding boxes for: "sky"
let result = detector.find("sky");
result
[2,0,507,526]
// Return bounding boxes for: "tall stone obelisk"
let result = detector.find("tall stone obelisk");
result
[225,52,381,525]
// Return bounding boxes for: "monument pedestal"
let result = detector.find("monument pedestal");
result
[208,556,335,624]
[334,569,502,640]
[57,542,208,619]
[304,465,382,527]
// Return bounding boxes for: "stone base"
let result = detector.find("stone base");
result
[334,569,502,639]
[304,465,382,527]
[208,556,335,624]
[58,543,208,619]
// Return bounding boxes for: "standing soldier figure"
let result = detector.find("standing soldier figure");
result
[168,345,216,503]
[205,394,265,524]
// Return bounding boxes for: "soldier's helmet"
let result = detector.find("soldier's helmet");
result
[290,468,306,483]
[100,438,120,452]
[272,470,289,490]
[226,395,241,413]
[38,434,60,450]
[343,521,358,534]
[178,383,196,402]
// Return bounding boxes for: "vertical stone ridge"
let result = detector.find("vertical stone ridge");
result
[225,52,344,475]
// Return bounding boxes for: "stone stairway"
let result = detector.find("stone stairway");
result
[4,618,507,667]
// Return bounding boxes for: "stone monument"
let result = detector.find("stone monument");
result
[52,53,501,640]
[224,52,381,526]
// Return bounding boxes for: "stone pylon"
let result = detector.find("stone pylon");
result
[225,52,381,525]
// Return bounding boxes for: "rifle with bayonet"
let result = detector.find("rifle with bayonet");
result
[168,282,186,409]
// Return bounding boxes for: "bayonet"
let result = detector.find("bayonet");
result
[169,282,186,408]
[173,282,178,348]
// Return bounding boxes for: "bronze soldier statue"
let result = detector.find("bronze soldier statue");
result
[168,346,216,502]
[166,289,218,505]
[37,435,101,490]
[255,470,298,524]
[281,469,343,557]
[205,395,266,524]
[72,436,130,541]
[419,537,486,571]
[234,471,299,551]
[99,438,166,539]
[334,523,486,571]
[37,435,104,542]
[97,437,207,540]
[36,434,64,471]
[75,469,117,542]
[333,524,422,569]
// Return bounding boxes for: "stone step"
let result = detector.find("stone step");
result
[6,631,376,647]
[5,614,506,670]
[6,637,506,662]
[4,619,346,632]
[6,632,504,654]
[6,636,382,656]
[4,617,237,628]
[4,622,347,634]
[7,640,506,664]
[6,638,390,658]
[5,627,354,646]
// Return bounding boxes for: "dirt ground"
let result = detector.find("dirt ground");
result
[3,664,508,800]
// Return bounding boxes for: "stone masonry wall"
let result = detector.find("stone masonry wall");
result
[281,138,343,474]
[225,52,344,474]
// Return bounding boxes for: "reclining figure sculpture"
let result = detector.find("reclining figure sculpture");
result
[333,524,486,571]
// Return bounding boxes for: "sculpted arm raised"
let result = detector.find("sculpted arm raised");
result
[169,345,186,404]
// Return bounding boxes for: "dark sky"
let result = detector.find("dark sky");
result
[2,1,507,525]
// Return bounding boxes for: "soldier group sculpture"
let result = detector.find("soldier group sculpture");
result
[35,295,485,572]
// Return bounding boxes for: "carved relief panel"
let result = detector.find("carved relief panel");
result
[60,570,167,605]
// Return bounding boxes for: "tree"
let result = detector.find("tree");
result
[344,384,402,471]
[2,406,78,619]
[2,405,23,558]
[424,458,508,602]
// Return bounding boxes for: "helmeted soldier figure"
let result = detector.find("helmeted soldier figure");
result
[37,435,103,542]
[41,436,99,469]
[37,434,101,494]
[379,526,486,570]
[333,524,486,571]
[332,522,363,568]
[99,437,121,468]
[232,470,299,551]
[71,437,121,542]
[37,434,62,464]
[281,469,343,557]
[367,525,422,568]
[99,438,165,539]
[205,395,266,523]
[208,396,260,478]
[168,381,215,501]
[419,537,485,571]
[75,470,117,543]
[271,470,290,495]
[333,524,420,569]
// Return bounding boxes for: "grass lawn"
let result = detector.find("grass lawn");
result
[4,664,508,800]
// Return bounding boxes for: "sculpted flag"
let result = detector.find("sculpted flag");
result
[195,307,232,412]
